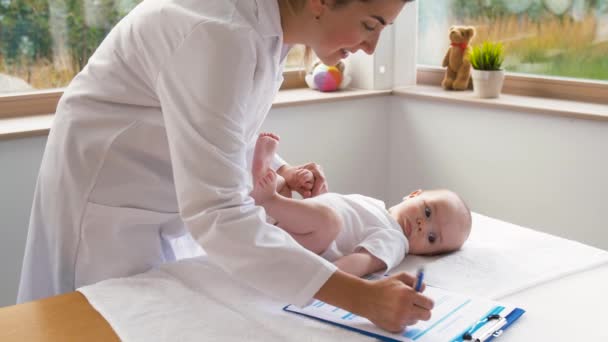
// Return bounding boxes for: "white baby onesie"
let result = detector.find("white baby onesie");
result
[307,193,409,272]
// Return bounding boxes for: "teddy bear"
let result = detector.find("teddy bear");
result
[442,26,476,90]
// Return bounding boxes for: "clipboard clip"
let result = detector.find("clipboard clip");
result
[462,314,508,342]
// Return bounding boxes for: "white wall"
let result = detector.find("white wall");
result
[0,97,390,307]
[0,136,47,307]
[387,96,608,250]
[263,98,390,199]
[1,94,607,308]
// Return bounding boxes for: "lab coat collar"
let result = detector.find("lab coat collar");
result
[255,0,283,38]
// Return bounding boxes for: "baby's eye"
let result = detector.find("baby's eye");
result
[428,232,436,244]
[425,206,432,218]
[362,22,377,32]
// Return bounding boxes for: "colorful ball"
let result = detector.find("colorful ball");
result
[312,64,343,92]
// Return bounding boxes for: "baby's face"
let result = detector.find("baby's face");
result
[390,190,471,255]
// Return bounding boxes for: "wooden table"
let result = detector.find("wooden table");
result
[0,292,119,342]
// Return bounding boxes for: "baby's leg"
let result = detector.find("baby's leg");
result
[250,133,341,254]
[252,133,280,183]
[262,188,342,254]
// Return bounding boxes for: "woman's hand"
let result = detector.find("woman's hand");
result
[363,273,434,332]
[277,162,328,198]
[315,271,434,334]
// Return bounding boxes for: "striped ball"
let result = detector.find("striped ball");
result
[313,64,343,92]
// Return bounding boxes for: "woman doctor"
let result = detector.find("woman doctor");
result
[18,0,433,333]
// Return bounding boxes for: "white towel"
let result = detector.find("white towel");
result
[392,213,608,299]
[79,213,608,341]
[79,256,371,342]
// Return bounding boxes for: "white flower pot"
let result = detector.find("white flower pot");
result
[471,69,505,99]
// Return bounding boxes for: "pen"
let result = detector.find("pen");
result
[415,267,424,292]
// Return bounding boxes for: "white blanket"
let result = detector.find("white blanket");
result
[79,213,608,341]
[392,213,608,299]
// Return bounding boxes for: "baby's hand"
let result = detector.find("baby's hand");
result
[285,168,314,197]
[278,163,328,198]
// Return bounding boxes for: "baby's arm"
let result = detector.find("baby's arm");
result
[333,250,386,278]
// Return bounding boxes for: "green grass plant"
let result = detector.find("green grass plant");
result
[469,41,505,71]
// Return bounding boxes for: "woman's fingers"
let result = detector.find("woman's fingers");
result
[413,292,434,311]
[300,162,328,196]
[361,273,435,333]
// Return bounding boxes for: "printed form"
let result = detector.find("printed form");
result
[285,286,520,342]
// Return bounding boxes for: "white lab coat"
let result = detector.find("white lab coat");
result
[17,0,337,306]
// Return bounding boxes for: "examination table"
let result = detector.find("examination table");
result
[1,213,607,341]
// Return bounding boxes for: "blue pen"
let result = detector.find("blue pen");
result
[415,267,424,292]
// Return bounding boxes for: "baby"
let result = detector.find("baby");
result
[251,133,472,277]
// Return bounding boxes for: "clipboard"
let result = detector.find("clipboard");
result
[453,306,526,342]
[283,286,525,342]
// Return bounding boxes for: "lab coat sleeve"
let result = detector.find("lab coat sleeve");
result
[155,24,336,307]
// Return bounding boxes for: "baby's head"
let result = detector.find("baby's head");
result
[388,189,472,255]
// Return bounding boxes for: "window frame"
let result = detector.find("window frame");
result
[0,70,306,119]
[396,1,608,105]
[416,65,608,105]
[2,0,608,119]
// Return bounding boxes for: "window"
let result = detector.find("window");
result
[0,0,305,96]
[285,44,307,70]
[418,0,608,83]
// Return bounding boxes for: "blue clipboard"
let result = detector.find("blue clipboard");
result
[283,304,403,342]
[452,306,526,342]
[283,303,525,342]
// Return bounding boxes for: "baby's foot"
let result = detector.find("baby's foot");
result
[250,170,278,205]
[252,133,280,183]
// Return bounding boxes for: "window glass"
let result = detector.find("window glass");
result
[285,44,306,70]
[418,0,608,82]
[0,1,304,94]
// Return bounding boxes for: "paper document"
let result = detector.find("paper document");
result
[285,286,523,342]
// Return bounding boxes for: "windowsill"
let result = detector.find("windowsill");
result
[0,114,55,141]
[273,87,391,108]
[0,88,391,141]
[393,85,608,122]
[2,85,606,141]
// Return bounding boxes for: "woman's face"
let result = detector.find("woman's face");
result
[309,0,407,66]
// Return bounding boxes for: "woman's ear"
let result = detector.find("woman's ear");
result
[309,0,327,18]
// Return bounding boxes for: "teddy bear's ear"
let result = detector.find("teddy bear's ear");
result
[465,26,476,40]
[336,61,345,73]
[449,25,456,32]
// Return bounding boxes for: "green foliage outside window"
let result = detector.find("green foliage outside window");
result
[0,0,140,90]
[419,0,608,82]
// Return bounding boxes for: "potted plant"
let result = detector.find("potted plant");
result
[469,41,506,98]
